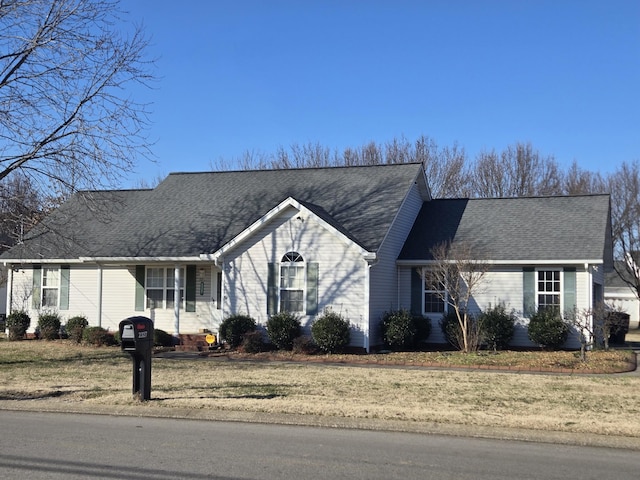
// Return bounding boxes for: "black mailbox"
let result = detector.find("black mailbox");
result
[120,316,154,353]
[119,316,154,401]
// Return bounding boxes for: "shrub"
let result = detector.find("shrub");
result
[380,309,431,349]
[82,326,116,347]
[154,328,175,347]
[292,335,318,354]
[527,309,569,350]
[479,304,515,351]
[266,311,301,350]
[66,316,89,343]
[311,310,350,353]
[6,311,31,341]
[37,312,62,340]
[439,310,483,351]
[239,330,264,353]
[219,314,257,348]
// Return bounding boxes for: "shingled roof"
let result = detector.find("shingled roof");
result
[399,195,613,263]
[2,162,425,260]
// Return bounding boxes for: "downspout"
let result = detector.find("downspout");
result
[585,263,593,346]
[363,261,371,353]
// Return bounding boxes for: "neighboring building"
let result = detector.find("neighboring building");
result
[0,163,613,350]
[604,262,640,329]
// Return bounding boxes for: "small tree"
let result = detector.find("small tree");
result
[439,310,483,351]
[420,241,488,353]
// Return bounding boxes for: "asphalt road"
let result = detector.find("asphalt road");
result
[0,410,638,479]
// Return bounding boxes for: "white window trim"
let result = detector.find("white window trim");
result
[422,274,448,315]
[279,252,305,313]
[535,268,563,312]
[145,267,186,310]
[41,266,60,309]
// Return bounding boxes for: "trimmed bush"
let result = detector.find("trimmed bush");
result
[479,304,515,351]
[154,328,175,347]
[37,312,62,340]
[239,330,264,353]
[311,310,350,353]
[82,326,116,347]
[381,309,432,349]
[527,309,569,350]
[219,314,257,348]
[266,311,301,350]
[6,311,31,341]
[66,316,89,343]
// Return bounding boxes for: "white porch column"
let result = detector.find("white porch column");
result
[173,264,181,338]
[96,265,103,328]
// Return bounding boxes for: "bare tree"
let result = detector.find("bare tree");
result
[562,160,607,195]
[608,160,640,319]
[471,142,563,197]
[418,241,489,353]
[0,0,154,200]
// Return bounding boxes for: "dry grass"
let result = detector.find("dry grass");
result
[0,340,639,438]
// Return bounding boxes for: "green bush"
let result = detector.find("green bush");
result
[380,309,431,349]
[82,326,116,347]
[266,311,301,350]
[239,330,264,353]
[311,310,350,353]
[479,304,515,351]
[6,311,31,341]
[219,314,257,348]
[154,328,175,347]
[37,312,62,340]
[66,316,89,344]
[527,309,569,350]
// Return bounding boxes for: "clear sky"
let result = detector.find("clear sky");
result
[123,0,640,186]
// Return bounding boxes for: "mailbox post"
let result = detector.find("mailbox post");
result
[119,316,154,401]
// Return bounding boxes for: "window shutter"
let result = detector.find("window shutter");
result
[59,265,70,310]
[306,262,319,315]
[216,272,222,310]
[186,265,196,312]
[135,265,145,311]
[267,263,278,315]
[32,265,41,309]
[563,267,576,316]
[523,267,535,317]
[410,268,422,315]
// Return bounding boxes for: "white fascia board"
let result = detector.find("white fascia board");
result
[79,256,202,264]
[201,196,376,264]
[396,259,604,266]
[3,258,85,266]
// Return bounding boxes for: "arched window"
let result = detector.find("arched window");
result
[280,251,304,312]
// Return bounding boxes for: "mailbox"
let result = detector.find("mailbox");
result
[119,316,154,401]
[120,316,154,353]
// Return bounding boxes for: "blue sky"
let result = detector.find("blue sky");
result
[123,0,639,185]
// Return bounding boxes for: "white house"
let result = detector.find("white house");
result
[1,163,613,350]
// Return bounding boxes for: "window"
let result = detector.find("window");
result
[423,271,446,314]
[537,270,560,312]
[146,267,185,309]
[280,252,304,312]
[41,267,60,308]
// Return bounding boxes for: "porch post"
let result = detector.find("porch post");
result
[174,264,181,338]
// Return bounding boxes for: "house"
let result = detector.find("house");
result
[604,262,640,329]
[0,163,613,350]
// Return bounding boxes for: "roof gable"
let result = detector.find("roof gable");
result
[399,194,612,263]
